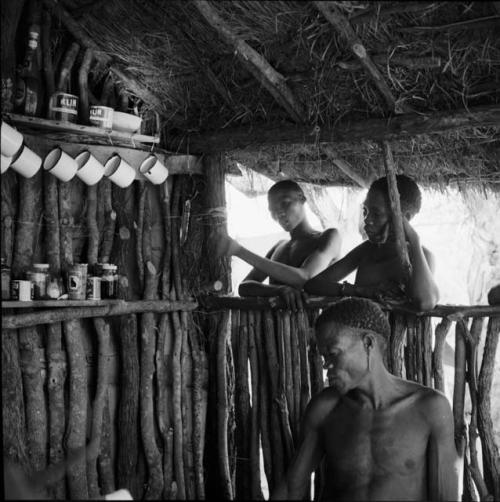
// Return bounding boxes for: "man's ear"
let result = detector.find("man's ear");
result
[362,332,375,350]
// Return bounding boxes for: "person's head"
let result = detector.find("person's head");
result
[363,174,422,244]
[315,298,390,393]
[267,180,307,232]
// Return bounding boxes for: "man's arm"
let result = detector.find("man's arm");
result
[236,228,341,289]
[404,218,439,311]
[272,394,331,500]
[425,391,460,501]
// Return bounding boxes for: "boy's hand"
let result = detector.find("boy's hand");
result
[271,285,305,311]
[402,217,420,243]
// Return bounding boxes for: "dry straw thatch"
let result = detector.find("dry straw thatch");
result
[51,1,500,187]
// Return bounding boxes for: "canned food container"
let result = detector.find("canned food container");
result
[1,259,11,300]
[67,263,88,300]
[101,263,118,299]
[89,106,114,129]
[28,263,49,299]
[48,92,78,123]
[86,276,101,300]
[11,279,32,301]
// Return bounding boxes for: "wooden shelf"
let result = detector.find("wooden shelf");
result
[4,112,160,145]
[2,299,125,308]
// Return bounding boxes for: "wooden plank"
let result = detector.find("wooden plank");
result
[6,113,159,144]
[322,145,370,188]
[169,104,500,153]
[314,1,406,114]
[21,134,202,178]
[2,300,124,308]
[192,0,305,123]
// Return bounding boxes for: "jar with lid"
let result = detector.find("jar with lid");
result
[27,263,49,299]
[1,258,11,300]
[101,264,118,299]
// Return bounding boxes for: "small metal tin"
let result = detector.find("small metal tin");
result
[67,263,88,300]
[86,276,101,300]
[11,279,32,301]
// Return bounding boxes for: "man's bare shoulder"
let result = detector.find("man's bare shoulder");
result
[304,387,341,428]
[394,378,451,422]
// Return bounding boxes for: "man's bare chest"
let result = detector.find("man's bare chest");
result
[322,406,428,480]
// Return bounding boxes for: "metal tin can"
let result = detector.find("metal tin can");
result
[27,263,49,299]
[48,92,78,123]
[89,106,114,129]
[86,276,101,300]
[100,264,118,299]
[1,258,11,300]
[11,279,32,301]
[67,263,88,300]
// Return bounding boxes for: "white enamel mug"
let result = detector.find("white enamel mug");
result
[139,155,169,184]
[75,150,105,185]
[104,154,135,188]
[43,147,78,182]
[1,154,12,174]
[10,144,42,178]
[1,121,23,157]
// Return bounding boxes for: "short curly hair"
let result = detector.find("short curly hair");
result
[268,180,306,203]
[316,297,390,344]
[368,174,422,219]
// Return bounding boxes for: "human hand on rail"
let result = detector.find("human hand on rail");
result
[271,285,306,311]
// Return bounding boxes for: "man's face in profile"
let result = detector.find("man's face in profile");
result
[316,322,369,394]
[268,189,306,232]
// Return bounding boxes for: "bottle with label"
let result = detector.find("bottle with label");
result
[101,264,118,299]
[15,2,43,116]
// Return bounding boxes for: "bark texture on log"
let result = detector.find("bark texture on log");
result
[477,317,500,500]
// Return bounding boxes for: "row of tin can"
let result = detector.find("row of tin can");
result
[6,262,118,301]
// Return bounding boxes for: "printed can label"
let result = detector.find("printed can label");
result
[86,276,101,300]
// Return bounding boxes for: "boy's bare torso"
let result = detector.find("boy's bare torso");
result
[316,383,432,501]
[268,232,326,284]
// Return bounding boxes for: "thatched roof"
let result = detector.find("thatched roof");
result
[29,1,500,187]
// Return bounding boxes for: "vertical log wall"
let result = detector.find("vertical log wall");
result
[1,168,216,500]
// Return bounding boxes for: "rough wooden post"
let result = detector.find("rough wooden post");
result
[44,173,66,499]
[381,140,411,281]
[477,317,500,499]
[202,154,233,499]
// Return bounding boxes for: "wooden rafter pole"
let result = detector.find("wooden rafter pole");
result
[381,140,411,280]
[322,145,370,188]
[41,0,162,108]
[192,0,306,123]
[314,1,406,114]
[169,104,500,153]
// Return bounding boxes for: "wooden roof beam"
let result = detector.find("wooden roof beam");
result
[192,0,306,124]
[168,104,500,153]
[321,146,371,188]
[41,0,162,108]
[313,1,407,114]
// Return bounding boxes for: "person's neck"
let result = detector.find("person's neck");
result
[289,219,315,239]
[350,363,397,409]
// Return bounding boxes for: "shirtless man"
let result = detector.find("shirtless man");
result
[305,175,439,311]
[219,180,341,310]
[272,297,459,501]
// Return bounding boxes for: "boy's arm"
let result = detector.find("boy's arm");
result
[404,218,439,311]
[426,392,460,501]
[304,243,366,296]
[236,229,341,289]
